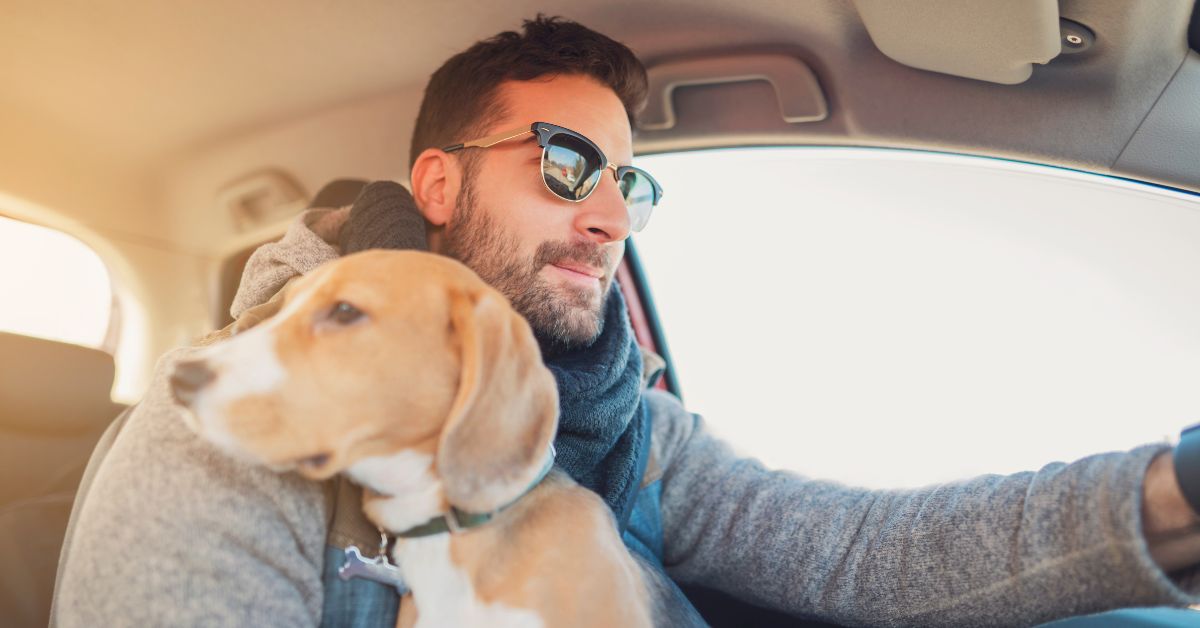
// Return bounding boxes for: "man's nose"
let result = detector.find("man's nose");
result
[170,359,217,407]
[574,171,631,243]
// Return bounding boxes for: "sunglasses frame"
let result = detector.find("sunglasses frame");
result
[442,122,663,230]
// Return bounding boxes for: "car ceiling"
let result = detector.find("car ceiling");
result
[2,0,1198,240]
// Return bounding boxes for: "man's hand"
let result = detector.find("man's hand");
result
[1143,452,1200,573]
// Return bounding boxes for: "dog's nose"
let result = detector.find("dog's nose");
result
[170,359,217,406]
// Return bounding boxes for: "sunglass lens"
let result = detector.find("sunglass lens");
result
[542,135,603,201]
[619,169,656,232]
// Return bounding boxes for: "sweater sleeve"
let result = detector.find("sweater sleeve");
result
[53,348,333,627]
[645,389,1200,627]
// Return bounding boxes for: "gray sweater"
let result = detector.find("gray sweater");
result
[52,210,1200,627]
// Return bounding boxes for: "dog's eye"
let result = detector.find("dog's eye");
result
[298,452,331,470]
[329,301,365,325]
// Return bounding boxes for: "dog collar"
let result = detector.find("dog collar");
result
[394,445,557,539]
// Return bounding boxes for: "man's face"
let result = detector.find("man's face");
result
[442,74,634,349]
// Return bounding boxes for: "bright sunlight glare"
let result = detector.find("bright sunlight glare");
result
[634,148,1200,489]
[0,215,111,347]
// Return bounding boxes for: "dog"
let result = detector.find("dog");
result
[170,250,667,627]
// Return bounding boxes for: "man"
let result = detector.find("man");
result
[53,15,1200,627]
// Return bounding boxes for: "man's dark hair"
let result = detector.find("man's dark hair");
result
[408,14,648,171]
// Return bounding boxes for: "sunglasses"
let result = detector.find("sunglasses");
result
[442,122,663,232]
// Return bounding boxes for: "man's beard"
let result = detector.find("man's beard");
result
[443,179,613,350]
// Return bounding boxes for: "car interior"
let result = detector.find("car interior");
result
[3,1,1199,626]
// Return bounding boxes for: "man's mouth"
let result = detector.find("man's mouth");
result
[550,261,603,279]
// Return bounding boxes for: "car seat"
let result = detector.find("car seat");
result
[0,332,126,627]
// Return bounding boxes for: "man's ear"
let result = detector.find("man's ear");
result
[437,286,559,513]
[410,148,462,227]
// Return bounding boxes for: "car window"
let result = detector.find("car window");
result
[0,215,114,348]
[634,147,1200,489]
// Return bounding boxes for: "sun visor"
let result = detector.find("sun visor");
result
[852,0,1063,84]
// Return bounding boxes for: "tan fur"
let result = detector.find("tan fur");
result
[441,473,650,628]
[383,473,652,628]
[179,250,654,628]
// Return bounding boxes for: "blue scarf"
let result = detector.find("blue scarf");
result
[541,287,651,531]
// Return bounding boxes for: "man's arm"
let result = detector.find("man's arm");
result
[1143,452,1200,573]
[53,348,332,627]
[645,390,1200,628]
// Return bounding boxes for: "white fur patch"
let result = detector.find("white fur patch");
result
[187,325,287,461]
[208,325,288,398]
[185,280,323,459]
[351,450,544,627]
[348,450,444,532]
[396,534,543,628]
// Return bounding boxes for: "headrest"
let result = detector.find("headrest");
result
[214,178,372,328]
[0,332,122,432]
[311,178,368,209]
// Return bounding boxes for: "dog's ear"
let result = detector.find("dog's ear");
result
[437,287,559,513]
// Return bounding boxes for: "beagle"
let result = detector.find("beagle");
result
[170,250,662,628]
